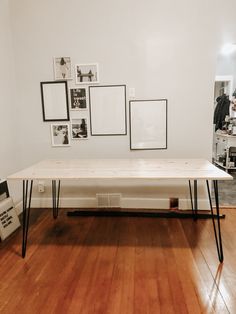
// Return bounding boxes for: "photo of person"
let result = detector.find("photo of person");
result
[54,57,72,80]
[71,119,88,139]
[51,124,70,146]
[70,88,87,110]
[75,63,99,84]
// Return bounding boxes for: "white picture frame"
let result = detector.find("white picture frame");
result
[0,197,20,241]
[71,118,89,140]
[129,99,167,150]
[53,57,72,80]
[89,85,127,136]
[75,63,99,84]
[51,124,70,147]
[70,87,87,110]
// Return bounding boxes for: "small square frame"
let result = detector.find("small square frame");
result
[75,63,99,84]
[51,123,70,147]
[70,87,87,110]
[53,57,72,80]
[71,118,89,139]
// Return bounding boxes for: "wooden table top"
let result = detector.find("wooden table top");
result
[7,159,233,181]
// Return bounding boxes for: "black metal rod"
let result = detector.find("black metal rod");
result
[56,180,61,217]
[52,180,60,219]
[193,180,198,220]
[22,180,33,258]
[213,180,224,262]
[206,180,224,262]
[67,210,225,219]
[206,180,220,257]
[188,180,194,215]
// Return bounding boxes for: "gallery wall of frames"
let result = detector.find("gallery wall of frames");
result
[40,57,168,150]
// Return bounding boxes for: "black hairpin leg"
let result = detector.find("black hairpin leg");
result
[206,180,224,263]
[188,180,198,220]
[22,180,33,258]
[52,180,60,219]
[188,180,194,216]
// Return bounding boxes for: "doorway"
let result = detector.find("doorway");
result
[213,70,236,205]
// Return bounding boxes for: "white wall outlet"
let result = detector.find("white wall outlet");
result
[38,181,45,193]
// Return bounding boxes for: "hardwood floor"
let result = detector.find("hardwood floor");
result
[0,208,236,313]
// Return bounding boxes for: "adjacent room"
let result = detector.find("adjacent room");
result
[1,0,236,313]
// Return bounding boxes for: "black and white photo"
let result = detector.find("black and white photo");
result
[70,88,87,110]
[75,63,99,84]
[54,57,72,80]
[51,124,70,146]
[71,119,88,139]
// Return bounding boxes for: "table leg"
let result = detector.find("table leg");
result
[188,180,194,216]
[206,180,224,263]
[22,180,33,258]
[52,180,61,219]
[188,180,198,220]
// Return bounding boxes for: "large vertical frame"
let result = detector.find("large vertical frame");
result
[40,81,70,122]
[89,85,127,136]
[129,99,167,150]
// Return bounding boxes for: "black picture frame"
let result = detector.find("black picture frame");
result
[89,85,127,136]
[40,81,70,122]
[129,99,168,150]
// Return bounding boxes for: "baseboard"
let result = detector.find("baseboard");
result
[14,196,210,215]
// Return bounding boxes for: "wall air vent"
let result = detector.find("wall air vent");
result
[96,193,121,208]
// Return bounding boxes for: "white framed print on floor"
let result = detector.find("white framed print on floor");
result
[89,85,127,136]
[75,63,99,84]
[51,124,70,147]
[129,99,167,150]
[53,57,72,80]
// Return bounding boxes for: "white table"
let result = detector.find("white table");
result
[8,159,232,261]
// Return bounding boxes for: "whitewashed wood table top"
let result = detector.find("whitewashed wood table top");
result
[7,159,233,181]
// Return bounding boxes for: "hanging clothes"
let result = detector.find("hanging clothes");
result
[213,94,230,131]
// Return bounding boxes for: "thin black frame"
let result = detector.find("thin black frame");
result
[129,99,168,150]
[89,85,127,136]
[40,81,70,122]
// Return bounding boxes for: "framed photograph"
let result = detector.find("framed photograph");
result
[51,124,70,147]
[129,99,167,150]
[75,63,99,84]
[71,119,88,139]
[70,88,87,110]
[53,57,72,80]
[89,85,127,136]
[40,81,70,121]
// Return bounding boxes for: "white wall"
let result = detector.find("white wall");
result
[6,0,236,209]
[0,0,19,179]
[216,54,236,95]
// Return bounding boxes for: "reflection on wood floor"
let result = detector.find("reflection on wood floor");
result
[1,208,236,313]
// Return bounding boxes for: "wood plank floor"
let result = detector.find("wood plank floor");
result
[0,208,236,314]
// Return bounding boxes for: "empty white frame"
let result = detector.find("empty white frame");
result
[41,81,70,121]
[89,85,127,135]
[129,99,167,150]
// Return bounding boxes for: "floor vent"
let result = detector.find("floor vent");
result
[96,193,121,208]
